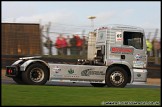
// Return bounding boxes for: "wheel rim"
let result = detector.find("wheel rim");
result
[30,68,44,82]
[110,71,124,86]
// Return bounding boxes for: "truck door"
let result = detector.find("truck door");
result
[122,31,147,69]
[96,28,107,63]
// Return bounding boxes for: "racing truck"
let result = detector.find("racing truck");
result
[6,24,148,88]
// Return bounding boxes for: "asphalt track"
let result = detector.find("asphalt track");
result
[2,78,160,88]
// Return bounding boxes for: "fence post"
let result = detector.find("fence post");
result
[154,29,159,65]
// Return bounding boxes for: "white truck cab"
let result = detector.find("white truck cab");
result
[6,24,147,88]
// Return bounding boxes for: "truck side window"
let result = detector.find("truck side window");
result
[97,50,102,56]
[94,50,103,62]
[123,32,143,49]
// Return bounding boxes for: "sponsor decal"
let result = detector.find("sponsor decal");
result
[53,66,61,73]
[68,69,74,74]
[134,54,142,60]
[107,60,113,65]
[111,47,134,54]
[53,75,63,78]
[137,73,141,77]
[65,75,79,78]
[100,33,104,39]
[133,61,144,68]
[81,68,104,76]
[116,32,122,42]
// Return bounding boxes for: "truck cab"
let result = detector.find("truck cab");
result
[88,24,147,84]
[89,25,147,65]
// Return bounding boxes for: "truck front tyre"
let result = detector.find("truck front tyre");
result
[105,67,128,88]
[22,63,49,85]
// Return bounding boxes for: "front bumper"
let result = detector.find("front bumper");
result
[133,69,147,83]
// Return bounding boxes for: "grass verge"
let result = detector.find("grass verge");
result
[2,84,160,106]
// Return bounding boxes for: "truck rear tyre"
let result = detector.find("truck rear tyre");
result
[105,67,128,88]
[12,77,26,84]
[22,63,49,85]
[90,83,106,87]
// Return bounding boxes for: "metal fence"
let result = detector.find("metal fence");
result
[41,26,161,56]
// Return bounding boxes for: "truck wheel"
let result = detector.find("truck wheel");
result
[90,83,106,87]
[12,77,26,84]
[22,63,49,85]
[105,67,128,88]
